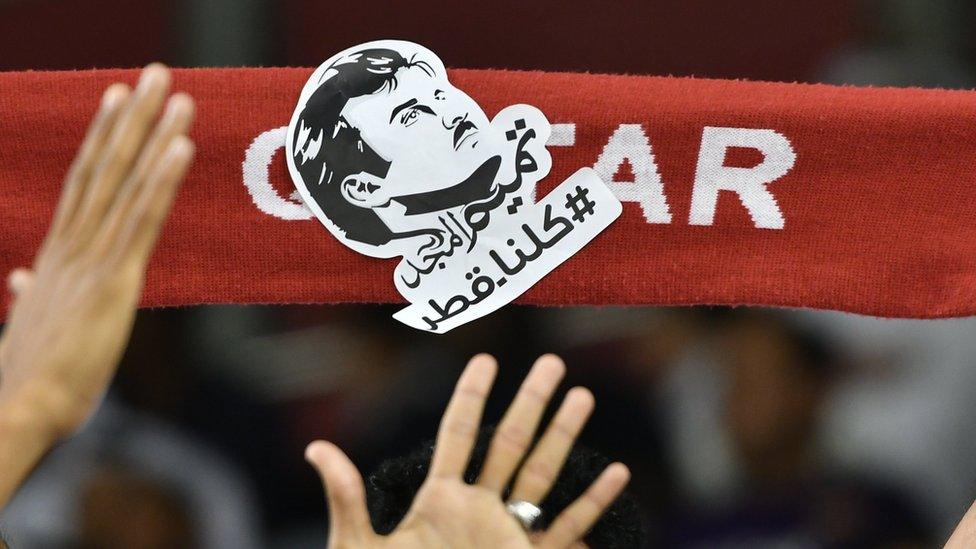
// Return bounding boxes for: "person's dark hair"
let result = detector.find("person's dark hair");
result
[292,48,434,246]
[365,427,646,547]
[713,308,839,386]
[782,319,837,386]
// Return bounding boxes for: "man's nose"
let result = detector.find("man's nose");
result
[442,114,464,129]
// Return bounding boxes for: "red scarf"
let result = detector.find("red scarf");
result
[2,67,974,318]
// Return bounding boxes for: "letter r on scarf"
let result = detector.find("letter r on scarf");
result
[689,127,796,229]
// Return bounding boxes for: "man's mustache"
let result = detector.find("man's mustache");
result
[453,119,477,150]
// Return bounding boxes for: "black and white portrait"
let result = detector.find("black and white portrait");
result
[287,40,621,333]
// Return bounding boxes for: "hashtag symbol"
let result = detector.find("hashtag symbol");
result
[564,185,596,223]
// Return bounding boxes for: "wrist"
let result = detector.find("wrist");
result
[0,381,74,448]
[0,382,70,510]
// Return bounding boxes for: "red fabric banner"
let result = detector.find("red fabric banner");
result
[1,68,975,318]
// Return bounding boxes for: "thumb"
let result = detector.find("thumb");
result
[306,440,376,546]
[1,268,33,358]
[7,268,34,297]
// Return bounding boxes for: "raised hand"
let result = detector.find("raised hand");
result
[306,354,631,548]
[0,64,195,507]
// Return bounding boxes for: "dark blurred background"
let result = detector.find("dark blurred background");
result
[2,1,976,547]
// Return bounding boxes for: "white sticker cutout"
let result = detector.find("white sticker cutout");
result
[286,40,622,333]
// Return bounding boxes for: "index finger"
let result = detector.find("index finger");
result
[68,64,171,246]
[428,354,497,480]
[47,84,130,244]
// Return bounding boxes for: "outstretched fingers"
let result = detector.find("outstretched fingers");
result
[477,354,565,492]
[429,354,498,480]
[508,387,594,504]
[123,135,194,266]
[68,64,171,253]
[536,463,631,548]
[306,441,376,545]
[46,84,130,246]
[95,92,194,263]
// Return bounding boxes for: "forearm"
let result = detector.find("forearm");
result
[0,386,61,510]
[0,65,193,514]
[946,500,976,548]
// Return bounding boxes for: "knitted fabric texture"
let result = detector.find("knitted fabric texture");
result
[1,67,974,317]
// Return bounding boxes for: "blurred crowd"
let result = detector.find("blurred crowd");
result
[2,0,976,547]
[7,306,976,548]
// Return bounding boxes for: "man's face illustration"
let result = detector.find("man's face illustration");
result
[342,65,502,208]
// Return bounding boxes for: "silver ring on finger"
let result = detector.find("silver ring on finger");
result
[506,499,542,531]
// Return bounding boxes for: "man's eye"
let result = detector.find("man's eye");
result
[400,108,423,126]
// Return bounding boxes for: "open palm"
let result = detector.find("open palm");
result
[306,354,630,548]
[0,65,195,509]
